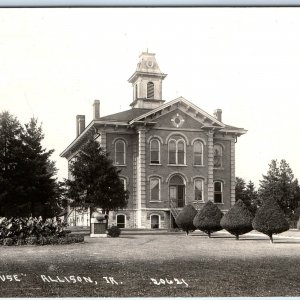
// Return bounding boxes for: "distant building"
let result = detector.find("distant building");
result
[60,51,246,229]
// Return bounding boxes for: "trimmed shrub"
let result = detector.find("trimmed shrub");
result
[253,201,289,243]
[175,204,197,235]
[108,226,121,238]
[193,201,223,238]
[26,236,38,245]
[220,200,254,240]
[3,238,14,246]
[16,239,26,246]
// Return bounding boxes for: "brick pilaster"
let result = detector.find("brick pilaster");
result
[207,130,214,202]
[230,138,236,207]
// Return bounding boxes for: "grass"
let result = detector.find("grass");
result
[1,231,300,297]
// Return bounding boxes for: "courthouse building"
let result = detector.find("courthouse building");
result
[60,51,247,229]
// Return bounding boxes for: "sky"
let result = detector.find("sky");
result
[1,8,300,186]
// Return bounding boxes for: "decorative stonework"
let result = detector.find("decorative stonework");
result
[171,113,185,128]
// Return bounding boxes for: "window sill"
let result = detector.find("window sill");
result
[149,200,162,203]
[114,164,127,167]
[192,201,205,204]
[150,163,162,166]
[214,202,224,204]
[167,164,187,167]
[193,164,205,167]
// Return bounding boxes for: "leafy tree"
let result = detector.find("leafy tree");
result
[252,201,289,243]
[220,200,253,240]
[193,201,223,238]
[0,113,60,217]
[175,204,197,235]
[259,159,299,216]
[66,136,128,215]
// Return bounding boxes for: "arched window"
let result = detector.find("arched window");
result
[168,139,186,165]
[150,177,160,201]
[147,82,154,99]
[193,140,204,165]
[116,214,126,228]
[115,140,126,165]
[194,178,204,201]
[214,181,223,203]
[150,215,160,229]
[150,139,160,164]
[213,144,223,168]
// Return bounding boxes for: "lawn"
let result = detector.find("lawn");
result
[1,231,300,297]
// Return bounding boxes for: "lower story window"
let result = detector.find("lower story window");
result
[214,181,223,203]
[151,215,160,229]
[116,214,126,228]
[194,179,204,201]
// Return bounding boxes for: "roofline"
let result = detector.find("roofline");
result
[220,128,248,135]
[129,96,225,127]
[128,71,167,83]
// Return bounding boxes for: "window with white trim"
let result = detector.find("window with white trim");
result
[150,139,160,164]
[193,140,204,165]
[194,178,204,201]
[115,140,126,165]
[116,214,126,228]
[150,177,160,201]
[213,144,223,168]
[214,181,223,203]
[151,215,160,229]
[168,139,186,165]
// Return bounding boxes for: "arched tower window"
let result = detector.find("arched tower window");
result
[147,82,154,99]
[135,84,138,100]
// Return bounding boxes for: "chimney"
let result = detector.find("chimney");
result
[93,100,100,120]
[76,115,85,137]
[214,109,222,122]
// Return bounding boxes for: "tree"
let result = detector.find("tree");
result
[193,201,223,238]
[235,177,246,201]
[220,200,253,240]
[66,136,128,214]
[259,159,299,216]
[252,201,289,243]
[0,113,60,217]
[175,204,197,235]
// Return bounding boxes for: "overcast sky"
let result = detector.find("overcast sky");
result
[1,8,300,186]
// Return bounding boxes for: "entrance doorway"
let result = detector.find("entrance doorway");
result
[169,175,185,208]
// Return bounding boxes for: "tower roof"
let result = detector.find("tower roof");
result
[128,51,167,83]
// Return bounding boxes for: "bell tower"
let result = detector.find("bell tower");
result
[128,51,167,109]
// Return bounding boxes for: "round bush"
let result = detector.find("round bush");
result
[108,226,121,237]
[253,201,289,243]
[3,238,14,246]
[220,200,254,240]
[175,204,197,235]
[193,201,223,237]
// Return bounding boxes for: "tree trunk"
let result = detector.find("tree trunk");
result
[235,234,239,240]
[208,232,211,238]
[270,234,273,244]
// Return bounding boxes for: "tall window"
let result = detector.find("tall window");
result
[214,181,223,203]
[150,177,160,201]
[194,179,204,201]
[115,140,125,165]
[116,214,126,228]
[135,84,138,99]
[168,139,186,165]
[194,140,204,165]
[120,178,126,190]
[150,139,160,164]
[213,144,223,168]
[147,82,154,98]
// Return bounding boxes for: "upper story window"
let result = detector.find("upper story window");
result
[168,139,186,165]
[194,178,204,202]
[150,177,160,201]
[120,177,127,190]
[214,181,223,203]
[213,144,223,168]
[147,82,154,99]
[115,140,126,165]
[193,140,204,165]
[150,139,160,164]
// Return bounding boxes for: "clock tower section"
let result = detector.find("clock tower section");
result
[128,51,167,109]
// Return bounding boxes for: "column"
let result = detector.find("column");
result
[136,127,146,228]
[207,130,214,202]
[230,138,236,207]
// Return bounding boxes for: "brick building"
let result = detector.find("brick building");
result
[60,51,247,229]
